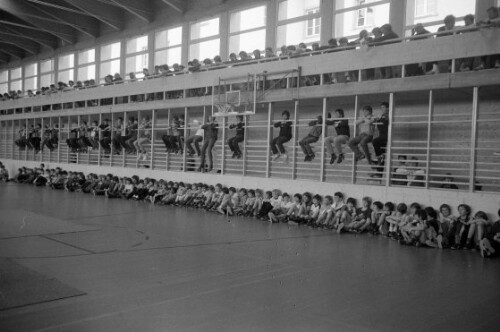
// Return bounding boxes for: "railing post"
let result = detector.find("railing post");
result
[11,119,14,160]
[385,93,394,187]
[182,107,188,172]
[242,114,248,176]
[320,97,327,182]
[58,116,61,163]
[470,86,479,192]
[137,110,141,169]
[24,118,28,161]
[166,109,170,171]
[150,109,156,169]
[122,111,126,167]
[221,116,226,175]
[266,102,272,178]
[98,112,102,166]
[351,95,359,184]
[110,112,114,166]
[425,90,433,188]
[292,100,299,180]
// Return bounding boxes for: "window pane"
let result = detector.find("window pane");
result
[40,73,54,87]
[230,5,266,33]
[24,77,37,91]
[100,60,121,81]
[127,35,148,54]
[229,29,266,55]
[40,59,54,73]
[155,47,182,66]
[277,20,320,47]
[190,18,220,40]
[78,49,95,65]
[405,0,475,27]
[25,63,38,77]
[0,70,8,82]
[58,69,74,83]
[155,26,183,49]
[189,39,220,61]
[0,83,7,94]
[77,65,95,81]
[59,54,75,70]
[334,3,390,38]
[101,42,121,61]
[10,67,22,80]
[10,80,22,92]
[126,54,149,75]
[278,0,320,21]
[335,0,384,11]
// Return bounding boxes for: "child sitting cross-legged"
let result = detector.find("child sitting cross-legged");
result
[268,193,293,223]
[335,197,357,233]
[385,203,409,240]
[256,191,274,219]
[314,195,334,229]
[347,197,373,233]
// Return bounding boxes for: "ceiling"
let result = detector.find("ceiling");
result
[0,0,187,64]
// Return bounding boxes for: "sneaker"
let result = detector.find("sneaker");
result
[272,154,280,161]
[336,153,344,164]
[336,222,344,234]
[310,153,315,161]
[330,153,337,165]
[142,153,148,161]
[137,153,142,161]
[304,155,311,162]
[283,154,289,163]
[436,235,443,249]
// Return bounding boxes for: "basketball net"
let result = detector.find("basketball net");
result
[214,103,234,115]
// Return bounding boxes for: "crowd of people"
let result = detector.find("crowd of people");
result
[2,8,499,103]
[2,161,498,259]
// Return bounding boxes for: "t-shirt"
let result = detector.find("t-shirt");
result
[274,121,293,139]
[375,113,389,138]
[270,196,282,208]
[356,208,372,221]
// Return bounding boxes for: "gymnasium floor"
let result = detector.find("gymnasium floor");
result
[0,183,499,332]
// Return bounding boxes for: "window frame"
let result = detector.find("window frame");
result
[58,53,75,84]
[228,4,268,55]
[23,63,38,92]
[126,35,149,78]
[189,16,221,60]
[276,0,322,49]
[154,25,183,67]
[100,41,122,82]
[76,48,96,83]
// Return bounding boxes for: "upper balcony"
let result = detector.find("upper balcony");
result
[1,27,500,118]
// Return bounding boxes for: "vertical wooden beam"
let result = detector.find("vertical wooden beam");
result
[470,86,479,192]
[291,100,299,180]
[242,114,248,176]
[98,112,102,166]
[320,0,334,45]
[57,116,61,163]
[266,1,277,50]
[385,93,394,187]
[425,90,433,189]
[221,116,227,175]
[320,97,327,182]
[122,111,127,168]
[150,109,156,169]
[351,95,359,184]
[266,102,272,178]
[220,12,229,61]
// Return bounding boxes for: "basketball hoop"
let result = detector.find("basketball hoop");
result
[214,103,234,115]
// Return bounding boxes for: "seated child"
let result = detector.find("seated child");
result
[346,197,373,233]
[256,191,273,219]
[336,197,357,233]
[438,203,456,248]
[268,193,293,223]
[314,195,334,228]
[385,203,409,240]
[479,209,500,258]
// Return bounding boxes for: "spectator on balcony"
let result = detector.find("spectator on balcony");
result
[279,45,289,56]
[372,102,390,164]
[213,55,223,66]
[83,80,90,88]
[372,27,383,39]
[203,58,213,67]
[406,23,431,76]
[113,73,123,84]
[104,75,114,85]
[271,110,293,162]
[228,53,238,63]
[27,90,35,97]
[311,43,320,52]
[326,38,338,50]
[427,15,456,75]
[299,115,323,162]
[198,115,219,173]
[89,79,96,87]
[185,119,204,157]
[253,49,262,60]
[129,72,137,82]
[143,68,151,80]
[239,51,251,61]
[75,81,83,89]
[188,59,201,72]
[348,105,374,163]
[153,65,161,76]
[228,115,245,159]
[476,7,500,70]
[325,108,350,165]
[265,47,276,58]
[159,64,171,76]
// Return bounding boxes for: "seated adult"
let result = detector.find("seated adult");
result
[427,15,456,75]
[406,23,432,76]
[475,7,500,70]
[371,24,400,78]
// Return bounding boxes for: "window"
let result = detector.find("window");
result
[24,63,38,91]
[58,53,75,83]
[189,17,220,60]
[277,0,321,48]
[0,70,8,94]
[405,0,476,35]
[415,0,438,18]
[100,42,121,82]
[126,36,148,79]
[306,8,321,37]
[40,59,55,88]
[155,26,183,66]
[77,49,96,82]
[9,67,22,93]
[333,0,390,39]
[229,5,267,55]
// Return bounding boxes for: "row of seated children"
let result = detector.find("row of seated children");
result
[7,163,500,259]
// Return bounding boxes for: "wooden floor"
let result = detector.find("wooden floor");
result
[0,183,499,332]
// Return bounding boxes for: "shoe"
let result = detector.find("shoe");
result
[464,241,474,250]
[231,152,236,159]
[304,155,311,162]
[437,235,443,249]
[237,153,242,159]
[272,154,280,161]
[367,158,376,165]
[330,153,337,165]
[283,154,289,163]
[336,153,344,164]
[450,243,462,250]
[136,153,142,161]
[142,153,148,161]
[310,153,315,161]
[354,154,365,162]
